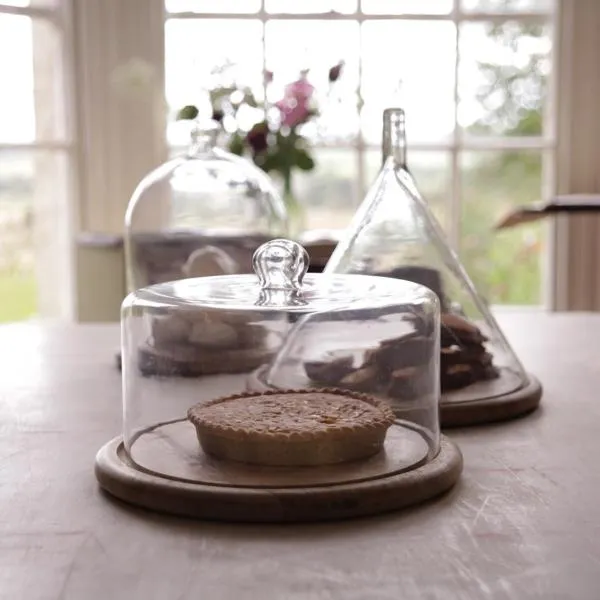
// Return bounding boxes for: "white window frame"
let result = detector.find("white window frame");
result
[6,0,599,319]
[0,1,77,319]
[163,3,557,258]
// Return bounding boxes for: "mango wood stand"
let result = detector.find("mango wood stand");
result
[95,424,462,523]
[440,374,542,427]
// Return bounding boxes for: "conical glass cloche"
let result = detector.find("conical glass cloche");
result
[124,120,288,292]
[324,108,538,408]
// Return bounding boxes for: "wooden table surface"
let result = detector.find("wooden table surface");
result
[1,312,600,600]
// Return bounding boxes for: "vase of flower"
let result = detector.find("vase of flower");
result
[176,62,345,239]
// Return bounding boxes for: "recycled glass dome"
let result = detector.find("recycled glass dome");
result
[124,120,288,292]
[120,239,442,481]
[325,108,538,411]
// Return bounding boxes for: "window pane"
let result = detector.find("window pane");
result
[460,150,544,305]
[165,18,263,141]
[462,0,553,12]
[0,149,68,321]
[266,0,357,13]
[0,15,66,143]
[165,0,260,13]
[265,20,360,143]
[361,21,456,143]
[458,21,552,137]
[293,149,359,232]
[362,0,452,14]
[0,151,35,321]
[364,150,451,231]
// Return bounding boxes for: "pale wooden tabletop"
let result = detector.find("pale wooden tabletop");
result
[1,312,599,600]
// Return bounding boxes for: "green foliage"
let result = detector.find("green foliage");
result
[460,19,548,304]
[467,21,547,137]
[176,105,199,121]
[460,156,543,304]
[228,132,245,156]
[294,146,315,171]
[0,270,36,322]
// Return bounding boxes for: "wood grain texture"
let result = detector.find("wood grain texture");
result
[95,435,461,523]
[123,419,431,487]
[2,313,600,599]
[440,374,542,427]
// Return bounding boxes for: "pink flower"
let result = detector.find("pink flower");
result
[275,73,315,128]
[286,76,314,104]
[276,98,310,128]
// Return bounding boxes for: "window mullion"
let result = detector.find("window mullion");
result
[165,11,550,22]
[357,17,365,199]
[457,12,551,23]
[0,5,60,21]
[0,141,73,151]
[449,0,461,252]
[72,0,166,235]
[261,17,267,118]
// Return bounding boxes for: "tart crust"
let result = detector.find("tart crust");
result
[187,389,396,467]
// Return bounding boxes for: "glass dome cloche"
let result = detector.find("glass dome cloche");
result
[124,120,288,292]
[323,108,542,421]
[120,239,443,486]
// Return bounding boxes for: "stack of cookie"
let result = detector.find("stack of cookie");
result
[304,331,434,401]
[139,311,273,377]
[303,312,499,400]
[440,313,499,391]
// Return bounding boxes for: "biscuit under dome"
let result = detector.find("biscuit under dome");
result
[120,238,443,480]
[124,120,287,292]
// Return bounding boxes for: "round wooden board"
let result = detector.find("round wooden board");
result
[126,420,432,488]
[95,436,462,523]
[440,374,542,428]
[246,367,542,428]
[137,344,273,377]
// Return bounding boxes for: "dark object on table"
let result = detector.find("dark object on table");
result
[495,195,600,230]
[129,231,271,287]
[440,313,499,391]
[304,356,354,385]
[375,266,448,310]
[304,312,499,398]
[131,231,337,286]
[303,330,434,401]
[137,344,271,377]
[371,266,498,392]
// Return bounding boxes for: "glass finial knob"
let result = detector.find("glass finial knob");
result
[189,119,220,155]
[253,239,309,292]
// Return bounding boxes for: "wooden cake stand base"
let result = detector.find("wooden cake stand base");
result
[246,366,542,428]
[95,423,462,523]
[136,344,272,377]
[440,374,542,427]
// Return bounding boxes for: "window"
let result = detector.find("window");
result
[164,0,555,305]
[0,0,73,322]
[6,0,599,320]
